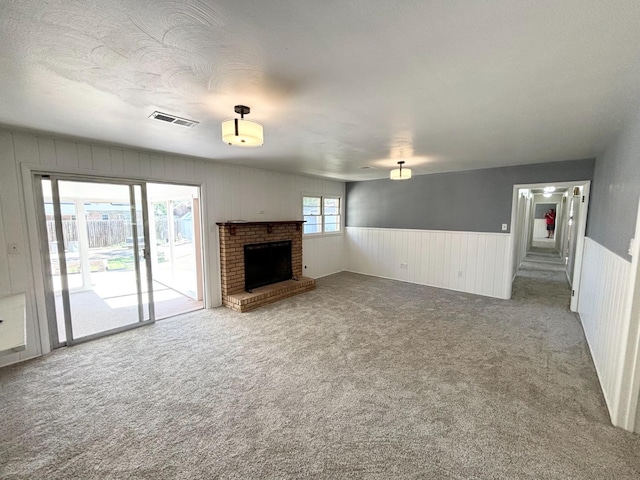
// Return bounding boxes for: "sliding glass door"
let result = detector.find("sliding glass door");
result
[36,175,155,346]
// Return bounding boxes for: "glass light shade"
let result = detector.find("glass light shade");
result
[390,167,412,180]
[221,118,264,146]
[543,186,556,193]
[543,192,552,198]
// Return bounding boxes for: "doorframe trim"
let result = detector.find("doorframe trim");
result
[49,176,75,345]
[617,195,640,431]
[32,174,60,350]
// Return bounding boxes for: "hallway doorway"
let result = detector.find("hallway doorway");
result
[509,180,591,311]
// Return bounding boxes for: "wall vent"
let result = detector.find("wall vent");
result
[149,111,199,128]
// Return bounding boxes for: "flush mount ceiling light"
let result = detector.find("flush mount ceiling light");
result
[221,105,263,147]
[543,186,556,193]
[390,161,412,180]
[543,192,553,198]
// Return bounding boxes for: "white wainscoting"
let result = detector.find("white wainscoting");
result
[345,227,512,299]
[303,234,345,279]
[578,237,631,420]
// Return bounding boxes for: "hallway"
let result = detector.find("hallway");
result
[512,246,577,331]
[517,246,567,284]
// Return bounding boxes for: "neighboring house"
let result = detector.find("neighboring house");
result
[43,202,132,222]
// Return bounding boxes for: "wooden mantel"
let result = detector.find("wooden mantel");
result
[216,220,305,235]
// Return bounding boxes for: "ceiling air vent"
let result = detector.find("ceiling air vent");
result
[149,111,199,128]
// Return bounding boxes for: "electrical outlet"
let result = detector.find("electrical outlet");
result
[501,224,508,231]
[259,210,265,215]
[400,263,408,269]
[7,243,20,255]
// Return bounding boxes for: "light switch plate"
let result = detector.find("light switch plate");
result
[501,224,508,231]
[7,243,20,255]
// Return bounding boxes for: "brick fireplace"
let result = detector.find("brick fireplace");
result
[217,221,316,312]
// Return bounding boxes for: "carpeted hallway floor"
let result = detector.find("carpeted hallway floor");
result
[1,261,640,479]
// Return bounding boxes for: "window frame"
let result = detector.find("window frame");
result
[302,194,342,236]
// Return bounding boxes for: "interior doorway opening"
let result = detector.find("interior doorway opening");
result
[509,181,591,311]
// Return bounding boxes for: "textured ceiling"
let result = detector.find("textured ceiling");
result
[1,1,640,181]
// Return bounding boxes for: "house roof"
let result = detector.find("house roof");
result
[1,1,640,181]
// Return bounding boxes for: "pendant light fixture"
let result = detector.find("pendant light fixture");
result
[221,105,264,146]
[390,160,412,180]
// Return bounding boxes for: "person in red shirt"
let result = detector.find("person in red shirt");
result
[544,209,556,239]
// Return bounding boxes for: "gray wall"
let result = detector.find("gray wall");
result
[587,111,640,260]
[346,159,595,233]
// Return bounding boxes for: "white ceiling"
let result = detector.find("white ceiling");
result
[2,1,640,181]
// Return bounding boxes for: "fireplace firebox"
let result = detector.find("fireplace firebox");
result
[244,240,293,291]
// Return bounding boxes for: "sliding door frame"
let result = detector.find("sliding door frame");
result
[21,163,208,356]
[33,172,156,347]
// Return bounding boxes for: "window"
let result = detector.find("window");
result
[303,195,341,235]
[303,196,322,234]
[323,197,340,232]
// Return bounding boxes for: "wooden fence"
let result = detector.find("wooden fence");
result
[46,217,192,249]
[46,220,132,248]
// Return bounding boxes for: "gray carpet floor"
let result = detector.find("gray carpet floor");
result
[1,257,640,479]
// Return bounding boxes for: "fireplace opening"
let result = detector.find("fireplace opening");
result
[244,240,293,291]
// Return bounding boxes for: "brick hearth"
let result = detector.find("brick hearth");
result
[217,221,315,312]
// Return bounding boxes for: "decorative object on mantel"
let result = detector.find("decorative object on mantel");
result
[221,105,264,147]
[217,221,314,312]
[390,160,412,180]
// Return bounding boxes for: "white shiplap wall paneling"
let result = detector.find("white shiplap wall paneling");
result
[37,137,57,166]
[346,227,511,299]
[0,132,18,295]
[123,150,141,176]
[77,143,93,171]
[110,148,125,174]
[303,235,344,279]
[148,154,165,179]
[91,145,111,172]
[578,237,631,421]
[0,132,43,364]
[54,140,80,170]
